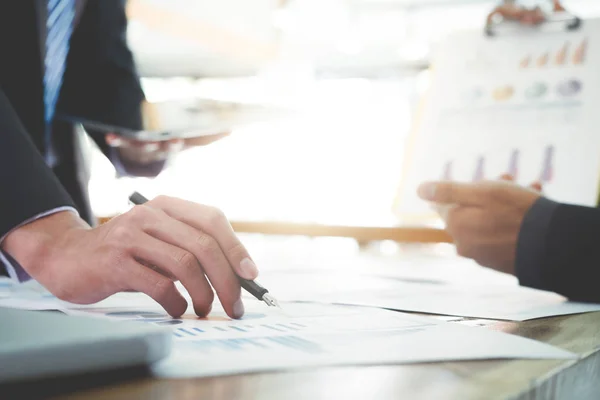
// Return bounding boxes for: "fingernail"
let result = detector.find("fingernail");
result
[233,298,245,319]
[417,183,436,201]
[240,258,259,279]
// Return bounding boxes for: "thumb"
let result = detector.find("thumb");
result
[417,181,489,206]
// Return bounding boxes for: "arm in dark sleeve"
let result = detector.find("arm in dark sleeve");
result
[58,0,164,177]
[516,197,600,302]
[0,89,76,237]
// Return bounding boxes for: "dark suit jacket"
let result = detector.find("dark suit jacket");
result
[0,0,145,237]
[516,198,600,303]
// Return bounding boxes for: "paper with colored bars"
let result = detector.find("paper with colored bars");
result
[395,18,600,222]
[62,299,574,378]
[0,279,575,378]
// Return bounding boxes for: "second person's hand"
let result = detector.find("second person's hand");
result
[105,132,231,166]
[418,180,541,275]
[499,174,543,192]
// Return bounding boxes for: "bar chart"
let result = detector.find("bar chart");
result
[173,322,308,338]
[178,335,323,354]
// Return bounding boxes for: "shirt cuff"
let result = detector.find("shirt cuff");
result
[0,206,79,283]
[515,197,559,290]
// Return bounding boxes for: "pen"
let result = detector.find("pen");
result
[128,191,280,308]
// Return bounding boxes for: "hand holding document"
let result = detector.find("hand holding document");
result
[418,180,541,276]
[394,19,600,222]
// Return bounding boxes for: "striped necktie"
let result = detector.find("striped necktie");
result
[44,0,76,167]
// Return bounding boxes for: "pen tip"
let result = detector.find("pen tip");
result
[262,293,280,308]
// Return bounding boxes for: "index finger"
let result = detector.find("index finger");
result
[105,133,160,151]
[150,196,258,281]
[417,181,489,206]
[184,132,230,148]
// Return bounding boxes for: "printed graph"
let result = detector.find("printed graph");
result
[493,86,514,101]
[442,161,452,180]
[106,311,164,317]
[180,335,323,354]
[195,313,268,321]
[537,52,550,68]
[174,322,308,338]
[508,149,520,179]
[104,310,184,325]
[557,79,582,97]
[573,38,587,65]
[172,320,322,354]
[473,156,485,182]
[525,82,548,99]
[540,145,554,183]
[518,38,588,68]
[555,42,569,66]
[520,55,531,69]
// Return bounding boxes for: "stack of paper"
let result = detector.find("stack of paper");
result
[0,278,580,379]
[65,299,574,378]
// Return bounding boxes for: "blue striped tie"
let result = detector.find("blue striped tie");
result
[44,0,76,166]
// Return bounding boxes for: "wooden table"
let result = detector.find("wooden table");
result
[228,221,453,244]
[97,216,453,244]
[4,311,600,400]
[4,234,599,399]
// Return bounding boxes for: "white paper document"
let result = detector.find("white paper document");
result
[4,273,600,322]
[0,280,578,378]
[260,273,600,321]
[0,278,76,309]
[0,278,11,299]
[57,298,575,379]
[395,19,600,221]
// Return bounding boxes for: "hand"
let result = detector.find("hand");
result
[1,197,258,319]
[489,3,546,26]
[106,132,230,165]
[417,180,541,275]
[499,174,543,192]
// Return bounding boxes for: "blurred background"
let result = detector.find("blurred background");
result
[89,0,600,224]
[87,0,600,275]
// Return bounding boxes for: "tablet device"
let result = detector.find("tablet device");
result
[59,99,285,142]
[60,115,234,142]
[0,307,172,383]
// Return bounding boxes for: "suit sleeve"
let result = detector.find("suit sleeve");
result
[57,0,146,160]
[0,89,76,238]
[516,198,600,302]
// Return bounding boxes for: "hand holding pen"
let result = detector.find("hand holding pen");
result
[5,192,274,320]
[129,192,280,312]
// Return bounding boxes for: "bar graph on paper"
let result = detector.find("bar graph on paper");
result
[172,322,322,354]
[74,308,324,353]
[176,334,323,354]
[393,19,600,223]
[69,302,435,356]
[173,322,308,337]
